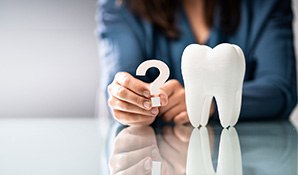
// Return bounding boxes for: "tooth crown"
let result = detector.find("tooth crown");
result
[181,43,246,128]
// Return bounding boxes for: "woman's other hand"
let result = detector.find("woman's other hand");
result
[108,72,168,126]
[159,80,189,124]
[159,79,215,124]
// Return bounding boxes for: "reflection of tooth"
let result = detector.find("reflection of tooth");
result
[217,127,242,175]
[181,43,246,128]
[187,127,214,175]
[186,127,242,175]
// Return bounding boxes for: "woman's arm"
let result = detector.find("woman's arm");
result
[98,0,168,125]
[241,0,297,120]
[98,0,145,97]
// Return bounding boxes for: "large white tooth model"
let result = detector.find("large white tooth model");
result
[181,43,246,128]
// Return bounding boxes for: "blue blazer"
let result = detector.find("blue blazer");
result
[98,0,297,120]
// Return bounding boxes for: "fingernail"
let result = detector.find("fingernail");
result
[151,108,158,115]
[143,91,150,98]
[144,101,151,109]
[144,158,151,172]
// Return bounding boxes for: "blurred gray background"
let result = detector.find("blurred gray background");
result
[0,0,297,121]
[0,0,98,117]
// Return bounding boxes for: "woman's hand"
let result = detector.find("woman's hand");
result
[159,80,189,124]
[159,79,215,124]
[108,72,168,126]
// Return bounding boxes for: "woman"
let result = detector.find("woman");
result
[98,0,297,125]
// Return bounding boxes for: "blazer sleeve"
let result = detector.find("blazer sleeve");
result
[97,0,147,99]
[241,0,297,120]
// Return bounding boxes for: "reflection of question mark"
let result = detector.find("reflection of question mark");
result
[136,60,170,107]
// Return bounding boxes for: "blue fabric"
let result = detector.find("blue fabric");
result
[97,0,297,120]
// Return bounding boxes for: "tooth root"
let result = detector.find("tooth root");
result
[185,90,204,127]
[186,91,213,127]
[215,94,235,128]
[230,90,242,126]
[200,96,213,126]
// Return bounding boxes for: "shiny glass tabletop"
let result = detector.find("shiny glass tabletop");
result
[0,117,296,175]
[103,119,298,175]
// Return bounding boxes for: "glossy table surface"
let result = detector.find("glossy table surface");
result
[0,117,296,175]
[104,119,298,175]
[0,118,102,175]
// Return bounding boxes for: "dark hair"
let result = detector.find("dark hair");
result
[124,0,240,39]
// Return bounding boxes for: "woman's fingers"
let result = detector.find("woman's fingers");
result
[109,82,153,110]
[157,79,190,125]
[159,79,185,115]
[108,72,173,125]
[173,111,189,124]
[155,89,169,106]
[160,79,181,97]
[113,110,156,125]
[110,72,168,110]
[108,96,158,116]
[159,94,180,115]
[115,72,151,98]
[162,105,187,122]
[159,91,186,122]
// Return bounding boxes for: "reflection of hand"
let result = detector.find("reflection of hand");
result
[108,72,168,126]
[109,126,161,175]
[157,125,193,174]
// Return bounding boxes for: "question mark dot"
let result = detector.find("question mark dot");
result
[151,97,161,107]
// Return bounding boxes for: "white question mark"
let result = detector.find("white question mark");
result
[136,60,170,107]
